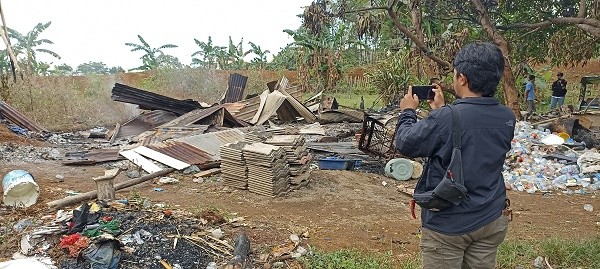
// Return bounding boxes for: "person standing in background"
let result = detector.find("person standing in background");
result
[525,75,536,117]
[550,72,568,110]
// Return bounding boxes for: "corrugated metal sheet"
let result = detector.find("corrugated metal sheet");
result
[221,73,248,104]
[227,84,304,122]
[148,141,216,165]
[112,110,178,140]
[138,125,209,146]
[111,83,202,115]
[319,109,365,124]
[0,101,47,133]
[161,105,249,128]
[62,149,124,165]
[177,129,245,158]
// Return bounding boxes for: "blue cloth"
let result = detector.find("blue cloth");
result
[395,98,515,235]
[525,82,535,100]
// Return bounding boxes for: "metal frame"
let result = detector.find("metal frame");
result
[358,114,398,158]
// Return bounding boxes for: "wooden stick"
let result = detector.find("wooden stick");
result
[183,237,223,257]
[46,168,175,209]
[531,115,570,126]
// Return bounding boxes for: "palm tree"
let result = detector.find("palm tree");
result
[7,21,60,74]
[248,41,270,69]
[125,35,178,71]
[191,36,225,69]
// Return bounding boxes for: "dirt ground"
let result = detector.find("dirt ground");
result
[1,126,599,263]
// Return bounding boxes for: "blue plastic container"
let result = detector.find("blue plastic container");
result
[318,158,356,170]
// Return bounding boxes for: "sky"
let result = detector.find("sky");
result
[2,0,313,70]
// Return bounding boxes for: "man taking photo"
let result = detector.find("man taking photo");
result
[395,42,515,269]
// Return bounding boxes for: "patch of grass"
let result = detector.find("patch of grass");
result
[301,249,393,269]
[497,236,600,269]
[301,237,600,269]
[301,92,383,111]
[540,237,600,268]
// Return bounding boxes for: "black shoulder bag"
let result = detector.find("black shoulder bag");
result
[412,106,468,212]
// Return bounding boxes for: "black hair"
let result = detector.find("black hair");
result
[528,74,535,80]
[453,42,505,97]
[557,72,563,77]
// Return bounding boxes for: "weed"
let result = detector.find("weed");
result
[301,248,393,269]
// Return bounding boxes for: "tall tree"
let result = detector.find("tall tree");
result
[7,21,60,74]
[76,61,111,75]
[52,63,73,76]
[125,35,178,71]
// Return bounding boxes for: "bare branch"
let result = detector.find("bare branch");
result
[576,24,600,38]
[344,6,388,13]
[386,6,451,67]
[501,17,600,30]
[578,0,586,18]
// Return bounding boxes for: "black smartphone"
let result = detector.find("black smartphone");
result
[411,85,435,100]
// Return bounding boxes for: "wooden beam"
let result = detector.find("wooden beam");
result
[46,168,175,209]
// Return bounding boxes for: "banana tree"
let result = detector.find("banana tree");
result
[125,35,178,71]
[248,41,270,70]
[7,21,60,74]
[225,36,251,70]
[285,23,365,92]
[192,36,225,69]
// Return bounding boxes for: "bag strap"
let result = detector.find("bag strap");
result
[447,105,464,185]
[449,105,461,149]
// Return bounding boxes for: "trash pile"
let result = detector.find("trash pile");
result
[504,121,600,194]
[0,192,317,269]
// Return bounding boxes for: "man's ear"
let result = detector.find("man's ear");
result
[458,73,468,86]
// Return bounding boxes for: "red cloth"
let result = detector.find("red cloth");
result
[60,233,90,257]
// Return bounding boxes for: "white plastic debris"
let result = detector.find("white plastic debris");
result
[211,228,224,239]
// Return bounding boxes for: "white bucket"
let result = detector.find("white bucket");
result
[3,170,39,207]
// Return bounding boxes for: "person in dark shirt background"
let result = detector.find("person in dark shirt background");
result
[550,72,568,110]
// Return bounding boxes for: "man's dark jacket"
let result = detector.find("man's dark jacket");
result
[551,79,567,97]
[395,97,515,235]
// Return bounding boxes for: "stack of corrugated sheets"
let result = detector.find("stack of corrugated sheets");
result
[219,141,249,189]
[243,143,290,197]
[244,131,273,144]
[264,135,312,183]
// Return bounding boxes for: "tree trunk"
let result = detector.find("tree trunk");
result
[472,0,522,120]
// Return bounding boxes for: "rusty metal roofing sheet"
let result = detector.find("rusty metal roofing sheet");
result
[111,83,203,115]
[319,109,365,124]
[138,125,210,146]
[62,148,124,165]
[113,110,178,140]
[221,73,248,104]
[161,105,249,128]
[147,141,216,166]
[0,101,47,133]
[177,129,245,159]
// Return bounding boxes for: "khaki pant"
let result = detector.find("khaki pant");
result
[420,215,509,269]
